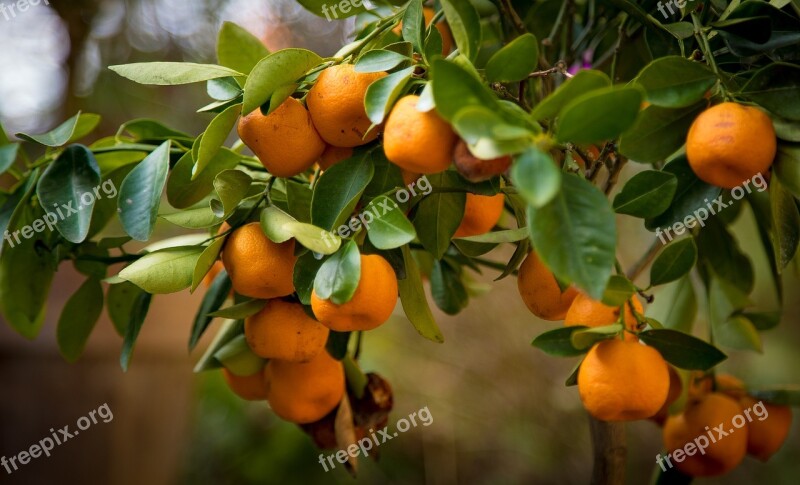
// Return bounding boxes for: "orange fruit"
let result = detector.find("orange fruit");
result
[222,367,270,401]
[716,374,746,399]
[203,260,225,288]
[663,392,747,476]
[311,254,398,332]
[741,396,792,461]
[453,139,512,182]
[266,350,345,424]
[401,169,419,186]
[384,95,458,174]
[686,102,776,189]
[651,365,683,426]
[454,193,505,238]
[237,97,325,177]
[318,145,353,171]
[516,251,579,320]
[393,7,453,55]
[245,300,329,362]
[565,293,644,340]
[578,339,670,421]
[307,64,387,147]
[221,222,296,299]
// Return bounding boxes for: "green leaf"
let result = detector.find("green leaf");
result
[283,221,341,255]
[194,104,241,179]
[242,49,322,115]
[193,319,242,372]
[214,334,265,376]
[430,259,468,315]
[451,106,533,157]
[167,148,241,209]
[709,276,759,352]
[635,56,717,108]
[261,205,298,243]
[208,299,267,319]
[454,227,528,243]
[530,70,611,120]
[741,62,800,121]
[326,331,351,360]
[696,217,755,295]
[556,86,643,144]
[601,275,636,307]
[769,175,800,270]
[402,0,425,54]
[344,356,368,399]
[510,147,561,208]
[68,113,102,143]
[106,281,147,336]
[638,329,726,370]
[0,143,19,175]
[313,240,361,304]
[120,291,153,371]
[431,59,500,122]
[485,33,538,83]
[364,195,417,249]
[294,252,326,305]
[191,237,227,292]
[750,388,800,406]
[527,174,616,299]
[36,144,101,243]
[531,326,588,357]
[118,246,204,294]
[613,170,678,218]
[650,238,697,286]
[571,324,623,350]
[16,112,82,147]
[216,21,270,76]
[440,0,481,61]
[399,245,445,342]
[211,169,252,218]
[56,278,104,363]
[161,207,220,229]
[365,67,415,125]
[207,77,242,101]
[413,178,465,260]
[311,152,374,231]
[118,141,171,241]
[109,62,243,86]
[355,49,410,73]
[116,118,192,142]
[618,103,706,163]
[774,143,800,198]
[189,269,232,351]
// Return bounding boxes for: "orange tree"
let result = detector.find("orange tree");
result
[1,0,799,481]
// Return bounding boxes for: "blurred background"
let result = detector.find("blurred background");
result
[0,1,798,484]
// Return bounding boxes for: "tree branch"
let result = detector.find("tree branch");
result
[589,416,626,485]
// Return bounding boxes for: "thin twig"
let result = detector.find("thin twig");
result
[626,238,663,282]
[498,0,527,35]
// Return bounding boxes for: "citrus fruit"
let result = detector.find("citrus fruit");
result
[221,223,296,299]
[384,94,458,174]
[454,193,505,238]
[318,145,353,170]
[516,251,578,320]
[237,97,325,177]
[307,64,387,147]
[453,139,512,182]
[245,300,329,362]
[651,365,683,426]
[565,293,644,339]
[686,102,776,189]
[222,367,270,401]
[266,349,345,424]
[393,7,453,55]
[311,254,398,332]
[578,339,670,421]
[663,392,748,476]
[741,396,792,461]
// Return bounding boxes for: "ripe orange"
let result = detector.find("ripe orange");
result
[266,350,345,424]
[245,300,329,362]
[453,139,512,182]
[516,251,578,320]
[221,223,296,299]
[651,365,683,426]
[311,254,398,332]
[383,95,458,174]
[686,102,776,189]
[578,339,670,421]
[454,193,505,238]
[318,145,353,171]
[237,97,325,177]
[222,367,270,401]
[741,396,792,461]
[307,64,387,147]
[565,293,644,340]
[663,392,748,477]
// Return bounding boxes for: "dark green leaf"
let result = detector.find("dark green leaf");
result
[106,281,147,336]
[242,49,322,115]
[510,147,561,208]
[189,269,232,350]
[209,299,267,319]
[556,86,643,144]
[530,70,611,120]
[430,259,468,315]
[571,324,623,350]
[0,143,19,175]
[440,0,481,61]
[769,175,800,270]
[311,152,374,231]
[750,388,800,406]
[119,141,170,240]
[364,195,417,249]
[613,170,678,218]
[638,329,726,370]
[326,331,351,360]
[194,104,241,178]
[485,33,539,83]
[294,252,326,305]
[16,113,82,147]
[618,103,706,163]
[413,176,465,260]
[635,56,717,108]
[56,278,104,362]
[531,326,588,357]
[650,238,697,286]
[120,291,152,371]
[365,67,415,124]
[398,245,444,342]
[355,49,409,73]
[314,240,361,304]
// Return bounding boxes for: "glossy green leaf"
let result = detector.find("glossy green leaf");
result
[430,259,468,315]
[618,103,706,163]
[57,278,104,362]
[294,252,326,305]
[311,151,374,231]
[399,245,445,342]
[635,56,717,108]
[118,141,171,241]
[191,237,227,292]
[216,21,270,76]
[431,59,500,122]
[531,326,588,357]
[510,147,561,208]
[556,86,643,144]
[161,206,220,229]
[530,70,611,120]
[601,275,636,307]
[355,49,409,73]
[0,143,19,175]
[118,246,204,294]
[454,227,528,243]
[36,144,101,243]
[211,169,252,218]
[402,0,425,54]
[440,0,481,61]
[613,170,678,218]
[741,64,800,121]
[774,143,800,198]
[314,240,361,304]
[208,299,267,319]
[167,148,240,209]
[365,67,414,124]
[571,324,623,350]
[282,221,341,255]
[638,329,727,370]
[364,195,417,249]
[110,62,243,85]
[16,112,82,147]
[193,319,242,372]
[214,334,265,376]
[193,104,241,179]
[261,205,298,243]
[650,238,697,286]
[106,280,147,336]
[242,49,322,115]
[770,175,800,270]
[485,33,538,83]
[120,291,153,371]
[413,178,465,260]
[189,269,232,351]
